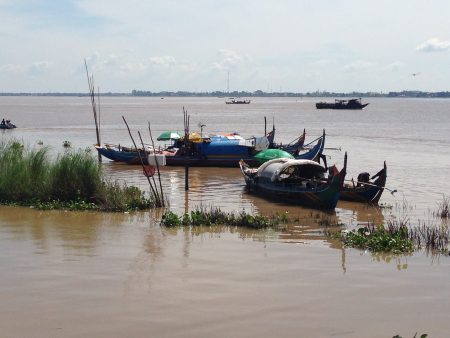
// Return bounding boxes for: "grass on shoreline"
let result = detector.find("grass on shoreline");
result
[0,141,153,211]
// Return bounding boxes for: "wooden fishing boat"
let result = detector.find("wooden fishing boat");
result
[225,98,251,104]
[275,128,306,156]
[164,129,324,167]
[164,130,275,167]
[340,162,387,203]
[0,119,16,129]
[316,98,369,110]
[95,144,166,165]
[239,153,347,210]
[95,129,325,168]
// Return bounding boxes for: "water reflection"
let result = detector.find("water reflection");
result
[0,205,151,257]
[101,161,389,229]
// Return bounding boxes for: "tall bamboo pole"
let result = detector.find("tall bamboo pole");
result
[183,107,190,191]
[122,116,161,206]
[84,59,102,162]
[148,122,165,204]
[138,131,162,205]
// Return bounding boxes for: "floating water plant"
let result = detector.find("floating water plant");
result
[339,222,414,254]
[161,207,290,229]
[335,218,449,254]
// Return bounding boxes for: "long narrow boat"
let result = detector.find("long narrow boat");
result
[95,128,325,168]
[275,128,306,155]
[239,153,347,210]
[164,130,324,167]
[340,162,387,203]
[95,144,166,165]
[0,119,17,129]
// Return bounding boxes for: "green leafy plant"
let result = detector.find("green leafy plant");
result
[161,207,291,229]
[0,140,154,212]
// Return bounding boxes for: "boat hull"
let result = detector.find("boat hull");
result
[96,146,167,166]
[165,155,260,167]
[245,180,342,209]
[316,99,369,110]
[240,153,347,210]
[0,124,17,129]
[96,131,325,168]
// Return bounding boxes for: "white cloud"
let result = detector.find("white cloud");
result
[0,61,51,74]
[212,49,251,71]
[312,59,334,67]
[416,38,450,52]
[148,56,177,68]
[343,60,374,73]
[383,61,404,72]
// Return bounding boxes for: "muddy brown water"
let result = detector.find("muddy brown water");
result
[1,96,450,337]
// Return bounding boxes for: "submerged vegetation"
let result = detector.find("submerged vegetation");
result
[161,207,291,229]
[0,140,153,211]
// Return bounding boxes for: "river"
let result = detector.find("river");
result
[0,96,449,337]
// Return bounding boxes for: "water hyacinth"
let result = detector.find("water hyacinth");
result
[161,207,290,229]
[336,219,449,254]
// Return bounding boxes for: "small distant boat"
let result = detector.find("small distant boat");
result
[0,119,17,129]
[316,98,369,110]
[339,162,387,203]
[226,97,251,104]
[240,153,347,210]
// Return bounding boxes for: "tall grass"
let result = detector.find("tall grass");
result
[0,140,153,211]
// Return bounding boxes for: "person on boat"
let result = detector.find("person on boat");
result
[357,172,370,186]
[1,118,5,126]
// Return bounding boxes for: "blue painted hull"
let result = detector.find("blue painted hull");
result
[95,131,326,168]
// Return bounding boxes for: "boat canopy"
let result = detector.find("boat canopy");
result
[257,158,326,182]
[196,137,253,156]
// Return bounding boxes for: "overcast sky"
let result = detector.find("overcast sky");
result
[0,0,449,93]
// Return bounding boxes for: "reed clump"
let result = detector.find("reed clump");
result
[0,140,153,211]
[161,207,290,229]
[434,195,450,218]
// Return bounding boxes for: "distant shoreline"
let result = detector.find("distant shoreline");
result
[0,90,449,98]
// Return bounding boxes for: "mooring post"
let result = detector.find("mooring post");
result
[183,107,190,191]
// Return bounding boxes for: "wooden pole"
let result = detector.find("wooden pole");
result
[122,116,161,206]
[264,116,267,136]
[148,123,165,204]
[84,59,102,162]
[138,131,160,201]
[183,107,189,191]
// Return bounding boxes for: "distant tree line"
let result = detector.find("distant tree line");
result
[1,90,449,98]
